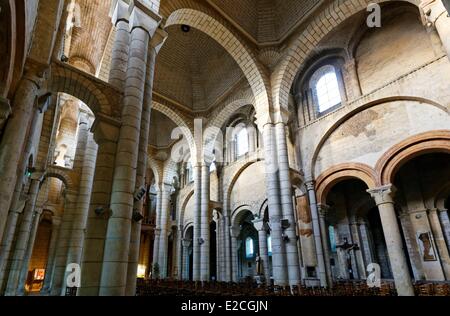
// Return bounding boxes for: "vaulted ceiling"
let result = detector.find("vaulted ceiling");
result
[65,0,324,113]
[154,25,244,111]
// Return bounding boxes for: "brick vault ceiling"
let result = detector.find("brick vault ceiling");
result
[69,0,112,72]
[154,25,244,111]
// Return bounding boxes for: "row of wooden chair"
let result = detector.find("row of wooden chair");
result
[135,279,414,296]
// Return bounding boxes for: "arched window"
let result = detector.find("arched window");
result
[310,65,342,114]
[267,235,272,256]
[235,128,249,157]
[209,156,216,173]
[245,237,254,258]
[186,161,193,183]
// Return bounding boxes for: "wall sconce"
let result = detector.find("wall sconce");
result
[95,206,112,219]
[281,219,290,230]
[132,210,144,222]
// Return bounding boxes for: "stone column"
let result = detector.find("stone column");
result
[41,217,61,294]
[0,92,47,281]
[223,199,231,281]
[192,163,202,281]
[0,72,44,242]
[16,207,43,296]
[438,208,450,249]
[200,163,210,281]
[305,181,327,287]
[50,190,79,296]
[100,2,161,296]
[0,96,11,128]
[109,0,131,91]
[261,123,287,286]
[367,185,414,296]
[177,226,183,279]
[60,118,97,295]
[343,58,362,99]
[182,239,191,280]
[423,0,450,60]
[253,219,271,283]
[274,123,301,286]
[0,205,23,292]
[126,29,166,295]
[428,208,450,279]
[152,188,162,268]
[158,184,173,278]
[349,219,366,279]
[4,178,41,295]
[318,204,333,287]
[230,226,240,282]
[78,118,119,296]
[358,220,375,267]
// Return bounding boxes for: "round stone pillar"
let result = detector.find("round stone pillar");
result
[261,123,287,286]
[367,185,415,296]
[4,178,41,295]
[305,181,327,287]
[274,123,301,286]
[158,184,173,278]
[0,73,43,243]
[230,226,240,282]
[78,118,119,296]
[253,219,271,283]
[317,204,333,287]
[200,163,211,281]
[192,163,202,281]
[422,0,450,60]
[41,217,61,294]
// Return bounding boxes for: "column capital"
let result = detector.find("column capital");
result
[252,219,267,232]
[0,96,12,121]
[91,113,121,144]
[420,0,448,25]
[149,27,168,54]
[367,184,396,206]
[317,203,330,218]
[182,238,192,248]
[111,0,130,25]
[129,0,162,36]
[230,226,240,238]
[438,208,449,213]
[305,180,316,191]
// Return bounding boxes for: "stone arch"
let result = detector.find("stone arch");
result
[258,199,268,220]
[310,96,447,179]
[435,183,450,210]
[1,0,26,98]
[45,166,75,191]
[49,62,115,116]
[152,100,195,155]
[375,130,450,185]
[315,163,377,204]
[272,0,420,115]
[147,156,163,186]
[203,91,255,159]
[231,205,254,228]
[162,158,178,185]
[225,160,258,203]
[165,8,272,124]
[180,190,194,227]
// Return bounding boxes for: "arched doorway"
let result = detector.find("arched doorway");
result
[392,152,450,281]
[236,211,258,281]
[324,179,399,281]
